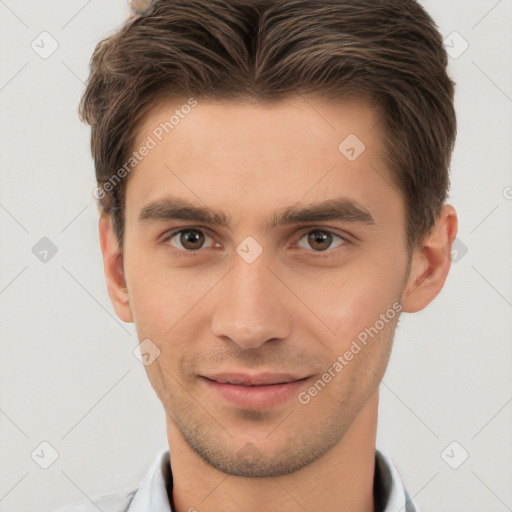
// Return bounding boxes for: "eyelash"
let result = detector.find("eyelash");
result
[161,227,349,259]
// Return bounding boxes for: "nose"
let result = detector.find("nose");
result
[211,250,292,350]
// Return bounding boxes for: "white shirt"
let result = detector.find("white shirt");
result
[56,447,421,512]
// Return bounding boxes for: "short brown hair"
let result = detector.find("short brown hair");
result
[80,0,456,251]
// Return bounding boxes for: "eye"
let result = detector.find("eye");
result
[296,229,347,252]
[162,227,348,257]
[164,228,217,252]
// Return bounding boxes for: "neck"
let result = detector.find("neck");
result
[168,389,379,512]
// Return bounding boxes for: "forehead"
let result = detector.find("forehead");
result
[134,94,382,159]
[126,95,400,227]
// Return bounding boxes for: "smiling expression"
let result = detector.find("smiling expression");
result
[110,94,412,476]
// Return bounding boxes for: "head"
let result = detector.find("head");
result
[81,0,458,477]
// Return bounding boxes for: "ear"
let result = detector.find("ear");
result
[98,215,133,323]
[401,204,458,313]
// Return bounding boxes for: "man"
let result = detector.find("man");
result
[58,0,458,510]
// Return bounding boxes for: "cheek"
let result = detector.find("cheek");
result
[123,249,173,334]
[123,251,219,342]
[298,252,406,349]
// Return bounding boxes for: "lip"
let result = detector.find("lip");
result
[204,372,308,386]
[200,373,310,409]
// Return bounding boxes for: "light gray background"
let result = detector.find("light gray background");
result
[0,1,511,511]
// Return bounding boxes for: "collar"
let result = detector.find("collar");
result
[127,446,419,512]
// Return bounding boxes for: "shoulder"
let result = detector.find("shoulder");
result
[54,448,170,512]
[54,488,138,512]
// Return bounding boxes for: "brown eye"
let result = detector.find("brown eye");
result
[307,231,333,251]
[296,229,346,253]
[179,229,205,250]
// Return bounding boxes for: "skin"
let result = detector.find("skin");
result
[99,95,457,512]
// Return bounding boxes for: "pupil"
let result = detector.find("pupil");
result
[182,230,204,249]
[309,231,332,251]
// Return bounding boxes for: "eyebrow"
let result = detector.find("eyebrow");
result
[138,196,376,229]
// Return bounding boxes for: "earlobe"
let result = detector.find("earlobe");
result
[401,205,458,313]
[98,215,134,323]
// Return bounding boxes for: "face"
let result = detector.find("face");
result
[113,95,413,477]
